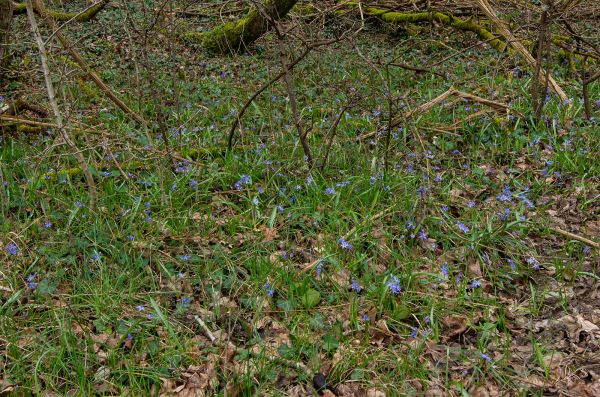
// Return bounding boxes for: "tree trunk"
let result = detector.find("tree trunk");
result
[0,0,13,74]
[184,0,299,53]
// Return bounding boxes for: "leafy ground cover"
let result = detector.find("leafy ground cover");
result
[1,2,600,396]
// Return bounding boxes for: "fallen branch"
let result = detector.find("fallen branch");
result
[14,0,109,22]
[360,5,507,52]
[551,227,600,250]
[1,98,48,117]
[475,0,568,102]
[359,87,518,141]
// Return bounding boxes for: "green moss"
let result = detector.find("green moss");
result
[362,6,507,53]
[185,0,298,54]
[16,124,44,134]
[13,0,109,21]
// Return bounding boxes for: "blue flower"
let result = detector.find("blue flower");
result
[5,242,18,256]
[480,353,492,363]
[234,174,252,190]
[263,282,274,297]
[324,187,336,196]
[410,327,418,338]
[338,238,353,251]
[387,274,402,294]
[361,314,370,322]
[584,245,591,255]
[127,234,134,241]
[136,305,146,312]
[350,279,362,293]
[470,279,482,289]
[467,201,476,208]
[315,260,324,276]
[496,185,512,202]
[418,229,428,241]
[441,262,449,278]
[456,221,470,233]
[527,256,539,270]
[189,179,198,188]
[44,221,52,228]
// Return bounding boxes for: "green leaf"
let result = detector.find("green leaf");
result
[301,289,321,309]
[323,333,339,352]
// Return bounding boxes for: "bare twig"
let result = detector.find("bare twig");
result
[551,227,600,249]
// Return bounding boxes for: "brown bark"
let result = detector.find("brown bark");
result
[0,0,13,75]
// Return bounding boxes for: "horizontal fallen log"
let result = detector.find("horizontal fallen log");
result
[360,5,507,53]
[13,0,109,22]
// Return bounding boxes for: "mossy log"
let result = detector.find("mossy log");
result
[362,6,507,53]
[12,0,109,22]
[184,0,299,53]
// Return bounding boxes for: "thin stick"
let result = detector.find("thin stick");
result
[551,227,600,249]
[193,315,216,343]
[26,0,98,211]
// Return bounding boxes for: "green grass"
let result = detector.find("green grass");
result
[1,3,600,395]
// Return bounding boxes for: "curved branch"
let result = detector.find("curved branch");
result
[13,0,109,22]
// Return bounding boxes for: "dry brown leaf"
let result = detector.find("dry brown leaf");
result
[262,227,279,242]
[441,315,468,339]
[337,383,366,397]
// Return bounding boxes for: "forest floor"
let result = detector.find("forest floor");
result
[1,2,600,396]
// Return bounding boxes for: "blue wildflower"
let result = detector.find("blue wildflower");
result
[387,274,402,294]
[263,282,274,297]
[350,279,362,293]
[457,221,470,233]
[315,260,324,276]
[441,262,449,278]
[5,242,18,256]
[496,185,513,202]
[471,279,482,289]
[410,327,418,338]
[234,174,252,190]
[338,238,353,251]
[324,187,336,196]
